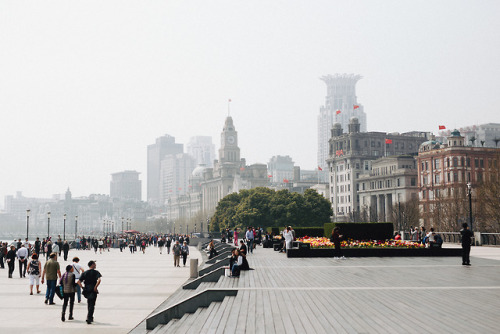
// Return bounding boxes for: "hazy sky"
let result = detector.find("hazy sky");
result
[1,1,499,204]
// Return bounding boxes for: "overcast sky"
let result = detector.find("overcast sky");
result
[1,0,499,204]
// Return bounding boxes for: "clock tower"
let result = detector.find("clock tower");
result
[219,116,240,163]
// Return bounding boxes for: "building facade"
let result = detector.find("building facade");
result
[159,153,196,205]
[318,73,367,169]
[417,129,500,228]
[110,170,142,201]
[147,134,183,205]
[358,156,418,223]
[268,155,294,184]
[201,116,269,214]
[186,136,216,168]
[327,118,429,221]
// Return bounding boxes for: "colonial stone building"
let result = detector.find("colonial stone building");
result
[327,118,429,221]
[417,129,500,227]
[201,116,268,214]
[358,156,418,223]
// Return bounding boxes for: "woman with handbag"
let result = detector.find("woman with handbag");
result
[60,265,76,322]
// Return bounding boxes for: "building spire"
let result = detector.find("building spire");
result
[228,98,231,116]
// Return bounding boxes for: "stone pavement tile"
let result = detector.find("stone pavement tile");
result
[0,244,201,334]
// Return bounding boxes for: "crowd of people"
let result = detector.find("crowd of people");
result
[0,232,194,325]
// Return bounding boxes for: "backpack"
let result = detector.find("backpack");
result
[28,260,40,276]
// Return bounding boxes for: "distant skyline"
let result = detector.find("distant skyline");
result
[1,1,499,205]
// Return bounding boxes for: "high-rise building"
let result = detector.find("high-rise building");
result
[268,155,294,184]
[147,135,183,205]
[438,123,500,148]
[186,136,216,167]
[159,153,196,205]
[110,170,142,201]
[318,74,366,169]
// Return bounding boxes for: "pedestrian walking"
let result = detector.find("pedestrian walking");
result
[17,243,29,277]
[61,265,76,321]
[331,227,344,259]
[181,241,189,266]
[78,260,102,324]
[27,253,42,295]
[234,228,239,246]
[34,237,41,256]
[166,237,172,254]
[0,242,6,269]
[460,223,473,266]
[52,242,60,258]
[63,241,70,261]
[172,241,181,267]
[41,252,61,305]
[6,245,17,278]
[246,227,254,254]
[72,257,84,303]
[158,237,165,254]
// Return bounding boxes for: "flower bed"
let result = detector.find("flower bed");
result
[297,236,424,249]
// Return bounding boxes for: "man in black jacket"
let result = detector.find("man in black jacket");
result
[6,245,16,278]
[460,223,473,266]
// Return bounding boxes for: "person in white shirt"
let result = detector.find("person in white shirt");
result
[72,257,85,303]
[426,228,436,247]
[16,245,29,278]
[283,226,294,252]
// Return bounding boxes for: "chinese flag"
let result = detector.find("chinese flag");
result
[336,110,341,115]
[353,105,359,109]
[385,139,392,144]
[178,187,182,190]
[439,125,446,130]
[268,175,273,178]
[283,178,289,183]
[318,166,323,171]
[240,167,245,171]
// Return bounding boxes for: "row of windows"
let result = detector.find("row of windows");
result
[360,177,416,191]
[422,171,482,185]
[421,157,496,171]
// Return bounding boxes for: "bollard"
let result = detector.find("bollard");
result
[190,259,199,278]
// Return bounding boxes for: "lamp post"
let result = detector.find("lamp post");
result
[75,216,78,240]
[467,183,473,231]
[63,214,67,241]
[173,221,176,235]
[121,217,124,233]
[47,212,51,239]
[26,209,30,240]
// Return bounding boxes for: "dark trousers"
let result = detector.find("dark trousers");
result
[462,244,471,264]
[0,255,4,268]
[62,292,75,316]
[8,261,15,277]
[334,242,343,257]
[182,253,188,266]
[247,239,254,253]
[19,259,27,277]
[87,294,97,321]
[63,250,69,261]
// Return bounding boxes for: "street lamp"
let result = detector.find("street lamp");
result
[47,212,51,239]
[75,216,78,240]
[467,183,473,231]
[26,209,30,240]
[121,217,124,233]
[63,214,67,241]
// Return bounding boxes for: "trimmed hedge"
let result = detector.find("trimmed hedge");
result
[324,222,394,241]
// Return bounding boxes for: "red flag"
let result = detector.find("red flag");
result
[178,187,182,190]
[283,178,289,183]
[268,175,273,178]
[318,166,323,171]
[353,105,359,109]
[385,139,392,144]
[336,110,341,115]
[439,125,446,130]
[240,167,245,171]
[228,99,232,102]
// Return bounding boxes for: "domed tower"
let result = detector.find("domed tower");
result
[447,129,465,147]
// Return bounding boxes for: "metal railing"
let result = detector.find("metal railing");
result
[481,233,500,246]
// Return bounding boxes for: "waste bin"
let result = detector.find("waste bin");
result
[190,259,199,278]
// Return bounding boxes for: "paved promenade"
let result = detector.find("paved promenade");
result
[139,244,500,334]
[0,244,202,334]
